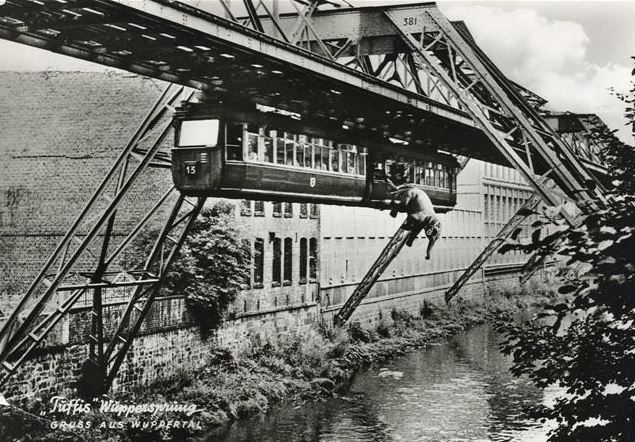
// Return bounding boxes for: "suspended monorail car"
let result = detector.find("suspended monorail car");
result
[171,104,459,212]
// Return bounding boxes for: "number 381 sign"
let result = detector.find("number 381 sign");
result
[403,16,418,26]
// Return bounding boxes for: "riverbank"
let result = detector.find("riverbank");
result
[0,284,554,441]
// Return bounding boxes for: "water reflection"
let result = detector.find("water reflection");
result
[208,324,550,441]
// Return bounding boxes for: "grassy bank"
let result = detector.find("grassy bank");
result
[0,284,554,441]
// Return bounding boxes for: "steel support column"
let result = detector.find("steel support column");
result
[445,193,542,303]
[334,221,411,326]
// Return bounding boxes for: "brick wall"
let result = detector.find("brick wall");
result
[0,71,174,309]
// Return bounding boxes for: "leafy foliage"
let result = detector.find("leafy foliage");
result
[166,202,250,331]
[499,73,635,441]
[127,200,250,332]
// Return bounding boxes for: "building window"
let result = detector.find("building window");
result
[273,202,282,217]
[254,200,265,216]
[272,237,281,286]
[242,239,251,289]
[284,202,293,218]
[254,238,264,288]
[496,195,501,222]
[299,203,308,218]
[240,200,252,216]
[309,203,319,219]
[483,195,489,221]
[309,238,317,281]
[284,237,293,285]
[501,196,507,221]
[299,238,307,284]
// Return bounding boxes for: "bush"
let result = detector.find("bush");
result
[375,318,392,338]
[252,328,333,379]
[169,204,250,332]
[419,300,434,318]
[126,201,250,333]
[348,321,377,343]
[390,307,417,325]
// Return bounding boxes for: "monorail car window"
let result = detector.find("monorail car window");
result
[226,122,244,160]
[331,146,340,172]
[321,141,330,170]
[264,131,274,163]
[343,151,351,174]
[414,163,424,185]
[274,131,284,164]
[285,133,295,165]
[246,124,260,160]
[313,141,322,170]
[373,161,384,180]
[177,119,220,147]
[299,135,310,168]
[296,135,306,167]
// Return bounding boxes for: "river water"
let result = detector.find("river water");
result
[209,324,555,441]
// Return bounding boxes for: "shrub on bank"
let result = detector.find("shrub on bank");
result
[124,201,250,334]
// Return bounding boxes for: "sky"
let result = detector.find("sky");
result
[438,1,635,144]
[0,0,633,142]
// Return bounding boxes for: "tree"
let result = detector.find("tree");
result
[126,200,250,332]
[499,65,635,441]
